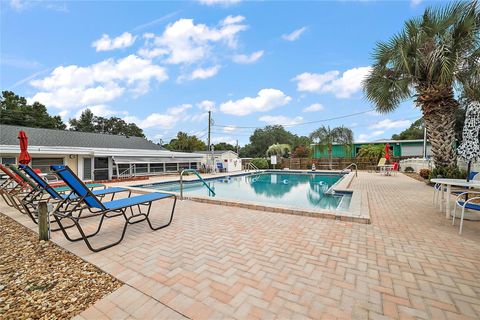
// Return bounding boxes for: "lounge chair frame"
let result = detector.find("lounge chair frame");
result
[51,165,177,252]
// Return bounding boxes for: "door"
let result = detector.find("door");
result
[94,157,109,181]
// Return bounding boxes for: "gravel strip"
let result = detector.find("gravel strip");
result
[0,213,122,319]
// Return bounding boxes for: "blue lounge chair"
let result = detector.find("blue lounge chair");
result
[452,191,480,235]
[50,165,177,252]
[19,164,130,228]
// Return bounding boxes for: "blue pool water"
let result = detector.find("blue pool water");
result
[137,172,351,212]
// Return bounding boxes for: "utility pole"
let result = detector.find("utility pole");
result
[236,139,239,154]
[207,111,212,151]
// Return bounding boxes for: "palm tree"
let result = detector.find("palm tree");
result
[363,1,479,168]
[266,143,291,158]
[310,126,353,170]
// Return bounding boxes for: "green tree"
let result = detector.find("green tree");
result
[69,109,96,132]
[292,145,311,158]
[310,126,353,170]
[164,132,207,152]
[363,1,480,168]
[69,109,145,137]
[266,143,291,158]
[392,119,425,140]
[213,142,236,152]
[356,144,386,162]
[0,91,66,129]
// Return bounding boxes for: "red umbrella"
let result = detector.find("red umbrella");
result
[18,130,31,165]
[384,143,391,162]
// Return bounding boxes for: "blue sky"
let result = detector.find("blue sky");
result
[1,0,446,145]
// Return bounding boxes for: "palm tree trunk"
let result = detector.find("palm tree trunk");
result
[417,85,458,168]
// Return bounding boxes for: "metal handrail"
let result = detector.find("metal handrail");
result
[180,169,216,200]
[342,163,358,177]
[245,162,260,172]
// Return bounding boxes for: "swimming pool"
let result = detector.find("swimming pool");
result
[136,171,352,212]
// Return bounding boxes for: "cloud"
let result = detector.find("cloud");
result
[293,66,372,98]
[259,115,303,126]
[29,54,168,109]
[197,100,216,111]
[357,130,385,142]
[369,119,411,130]
[232,50,264,64]
[220,88,291,116]
[223,125,236,132]
[139,15,247,65]
[9,0,68,12]
[282,27,307,41]
[197,0,241,6]
[124,103,207,130]
[74,104,127,118]
[132,11,179,32]
[211,136,238,145]
[302,103,324,113]
[179,65,220,82]
[410,0,422,7]
[92,32,136,51]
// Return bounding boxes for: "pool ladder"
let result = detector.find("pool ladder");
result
[180,169,216,200]
[341,163,358,177]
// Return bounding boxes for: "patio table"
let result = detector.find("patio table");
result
[430,178,480,219]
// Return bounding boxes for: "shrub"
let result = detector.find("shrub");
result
[251,158,269,169]
[404,166,414,173]
[419,169,431,179]
[428,166,467,180]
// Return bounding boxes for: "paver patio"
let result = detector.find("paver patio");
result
[1,172,480,319]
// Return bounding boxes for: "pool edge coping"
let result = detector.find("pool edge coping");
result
[122,170,370,224]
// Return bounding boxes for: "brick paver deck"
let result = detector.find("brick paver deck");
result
[2,172,480,319]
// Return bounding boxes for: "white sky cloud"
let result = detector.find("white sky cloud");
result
[29,54,168,109]
[293,66,372,98]
[124,103,208,130]
[410,0,422,7]
[223,125,236,132]
[232,50,264,64]
[220,88,291,116]
[139,15,247,65]
[302,103,324,113]
[197,0,241,6]
[74,104,128,118]
[92,32,136,51]
[357,130,385,142]
[282,27,307,41]
[197,100,216,111]
[259,115,303,126]
[369,119,411,130]
[179,65,220,82]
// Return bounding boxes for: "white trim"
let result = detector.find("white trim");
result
[0,144,203,158]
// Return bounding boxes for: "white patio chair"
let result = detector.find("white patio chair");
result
[452,191,480,235]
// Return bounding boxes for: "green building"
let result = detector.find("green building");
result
[312,139,432,159]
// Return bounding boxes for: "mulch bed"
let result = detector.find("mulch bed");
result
[0,213,122,319]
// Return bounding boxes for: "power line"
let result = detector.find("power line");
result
[212,108,377,129]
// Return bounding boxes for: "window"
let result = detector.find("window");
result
[31,158,64,173]
[190,162,197,169]
[150,163,164,173]
[135,164,148,174]
[1,157,16,165]
[165,163,178,172]
[83,158,92,180]
[179,163,190,170]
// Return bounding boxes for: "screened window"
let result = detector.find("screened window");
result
[135,164,148,174]
[32,158,64,173]
[165,163,178,172]
[1,157,16,165]
[179,163,190,170]
[83,158,92,180]
[190,162,198,169]
[150,163,164,173]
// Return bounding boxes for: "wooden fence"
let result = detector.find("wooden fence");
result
[280,157,409,170]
